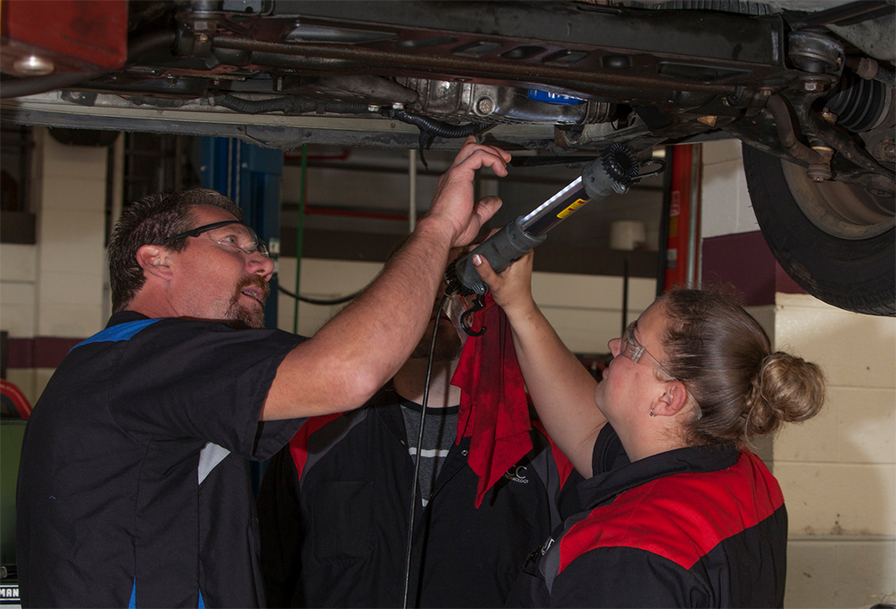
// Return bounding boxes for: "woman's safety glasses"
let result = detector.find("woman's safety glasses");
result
[617,321,678,381]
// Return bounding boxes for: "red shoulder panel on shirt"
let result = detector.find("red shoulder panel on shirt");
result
[558,450,784,571]
[288,414,343,481]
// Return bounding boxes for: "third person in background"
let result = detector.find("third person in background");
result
[257,274,577,608]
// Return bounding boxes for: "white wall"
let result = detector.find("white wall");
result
[0,127,109,403]
[775,294,896,607]
[275,256,656,354]
[702,140,896,608]
[32,128,107,339]
[0,244,38,400]
[701,139,758,239]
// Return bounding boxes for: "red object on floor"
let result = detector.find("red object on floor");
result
[1,379,32,419]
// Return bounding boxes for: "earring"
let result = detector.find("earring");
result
[649,406,656,417]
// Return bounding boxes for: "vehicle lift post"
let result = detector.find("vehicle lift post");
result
[200,137,284,330]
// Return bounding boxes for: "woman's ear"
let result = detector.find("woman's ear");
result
[653,381,689,417]
[136,245,174,280]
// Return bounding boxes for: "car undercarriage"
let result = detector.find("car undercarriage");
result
[1,0,894,314]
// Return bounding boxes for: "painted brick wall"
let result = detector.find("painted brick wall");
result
[0,127,108,403]
[275,256,657,355]
[701,140,896,607]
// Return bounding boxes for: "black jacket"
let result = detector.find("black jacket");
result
[506,426,788,608]
[256,390,577,608]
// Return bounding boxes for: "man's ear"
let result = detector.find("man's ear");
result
[653,381,689,417]
[136,245,174,280]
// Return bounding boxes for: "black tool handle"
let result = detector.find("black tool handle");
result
[452,216,547,295]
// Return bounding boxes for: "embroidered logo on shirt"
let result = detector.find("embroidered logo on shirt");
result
[503,465,529,484]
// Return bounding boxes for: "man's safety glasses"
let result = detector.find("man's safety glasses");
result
[617,321,678,381]
[162,220,270,257]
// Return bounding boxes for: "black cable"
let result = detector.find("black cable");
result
[276,284,360,306]
[383,107,489,138]
[214,94,373,115]
[401,292,450,609]
[128,96,191,108]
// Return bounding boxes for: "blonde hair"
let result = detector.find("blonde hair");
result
[656,288,825,446]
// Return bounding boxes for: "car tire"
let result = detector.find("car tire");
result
[742,143,895,316]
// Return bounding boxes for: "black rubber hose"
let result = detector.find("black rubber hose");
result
[215,94,373,116]
[277,284,359,305]
[214,95,293,114]
[1,70,107,100]
[128,96,191,108]
[1,30,177,100]
[384,107,488,138]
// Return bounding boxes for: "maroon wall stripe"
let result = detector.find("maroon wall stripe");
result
[701,231,805,307]
[3,231,803,368]
[5,336,84,369]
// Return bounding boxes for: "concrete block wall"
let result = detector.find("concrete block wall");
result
[276,256,656,355]
[32,128,108,339]
[0,127,109,403]
[702,139,896,608]
[0,244,37,399]
[276,257,383,337]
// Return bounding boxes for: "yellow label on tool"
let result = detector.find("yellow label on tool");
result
[557,199,588,219]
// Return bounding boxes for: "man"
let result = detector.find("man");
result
[16,138,507,608]
[256,286,575,608]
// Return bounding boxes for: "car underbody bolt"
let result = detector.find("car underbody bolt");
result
[807,141,834,182]
[854,57,880,81]
[879,139,896,163]
[476,97,495,116]
[13,54,55,76]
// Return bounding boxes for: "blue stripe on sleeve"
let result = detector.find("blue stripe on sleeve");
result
[126,581,205,608]
[73,319,162,351]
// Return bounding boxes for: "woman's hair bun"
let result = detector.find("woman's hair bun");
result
[745,352,826,437]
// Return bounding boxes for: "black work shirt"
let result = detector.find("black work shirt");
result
[507,425,788,608]
[257,390,579,608]
[17,311,306,608]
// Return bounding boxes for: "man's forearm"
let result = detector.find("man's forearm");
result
[262,137,508,421]
[262,218,454,420]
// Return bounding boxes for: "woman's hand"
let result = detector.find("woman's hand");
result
[472,247,604,477]
[472,249,537,319]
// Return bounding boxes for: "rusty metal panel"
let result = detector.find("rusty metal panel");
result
[0,0,128,74]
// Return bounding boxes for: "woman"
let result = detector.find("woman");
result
[471,251,825,608]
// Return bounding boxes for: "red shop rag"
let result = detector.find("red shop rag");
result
[451,292,532,508]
